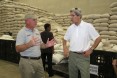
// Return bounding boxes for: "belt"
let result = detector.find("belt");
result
[21,56,41,60]
[70,51,85,54]
[73,52,85,54]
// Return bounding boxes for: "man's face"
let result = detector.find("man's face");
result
[70,12,80,24]
[25,18,37,29]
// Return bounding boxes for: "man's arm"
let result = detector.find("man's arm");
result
[84,36,101,57]
[63,39,69,57]
[40,43,47,49]
[40,38,55,49]
[16,42,31,53]
[16,36,39,53]
[90,36,101,51]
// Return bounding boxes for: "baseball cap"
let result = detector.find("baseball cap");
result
[24,13,37,20]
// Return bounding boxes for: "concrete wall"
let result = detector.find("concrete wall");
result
[15,0,117,14]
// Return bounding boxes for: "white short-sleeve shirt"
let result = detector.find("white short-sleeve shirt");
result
[64,20,100,52]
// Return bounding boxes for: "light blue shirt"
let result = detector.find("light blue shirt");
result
[16,27,42,57]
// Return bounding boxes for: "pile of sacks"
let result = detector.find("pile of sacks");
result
[0,34,14,40]
[109,2,117,45]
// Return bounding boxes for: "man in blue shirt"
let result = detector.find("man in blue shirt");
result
[16,13,55,78]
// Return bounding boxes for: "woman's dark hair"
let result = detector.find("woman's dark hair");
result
[44,23,51,30]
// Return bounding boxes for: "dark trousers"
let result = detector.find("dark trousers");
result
[41,53,54,76]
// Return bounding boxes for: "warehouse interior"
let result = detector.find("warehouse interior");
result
[0,0,117,78]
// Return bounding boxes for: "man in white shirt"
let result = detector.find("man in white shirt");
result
[63,8,101,78]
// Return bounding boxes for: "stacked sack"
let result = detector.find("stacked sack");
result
[0,1,53,39]
[108,2,117,52]
[82,14,117,52]
[83,13,110,39]
[109,2,117,45]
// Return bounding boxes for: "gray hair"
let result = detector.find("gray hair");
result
[70,8,82,18]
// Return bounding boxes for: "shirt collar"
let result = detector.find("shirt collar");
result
[74,20,84,27]
[24,27,36,32]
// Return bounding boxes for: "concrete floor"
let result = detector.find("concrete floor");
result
[0,60,64,78]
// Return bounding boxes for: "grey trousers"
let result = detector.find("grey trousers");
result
[19,58,45,78]
[69,52,90,78]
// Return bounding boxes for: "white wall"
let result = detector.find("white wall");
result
[15,0,117,14]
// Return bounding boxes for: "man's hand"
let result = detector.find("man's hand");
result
[28,36,40,47]
[45,38,56,47]
[83,48,93,57]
